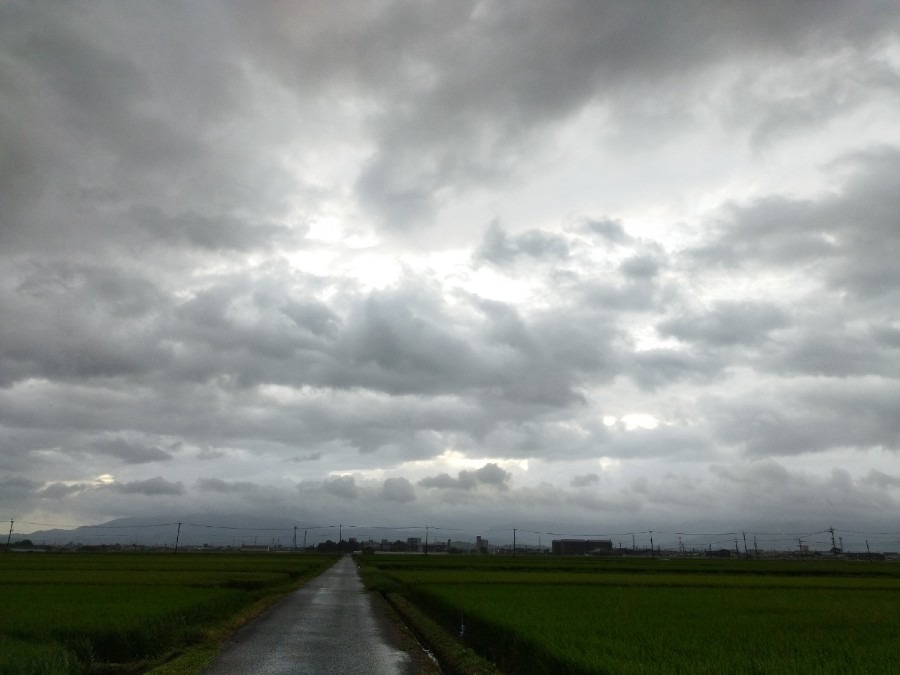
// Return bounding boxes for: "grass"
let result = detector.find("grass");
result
[359,555,900,674]
[0,551,338,674]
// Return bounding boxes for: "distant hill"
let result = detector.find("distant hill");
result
[19,513,326,548]
[17,515,490,550]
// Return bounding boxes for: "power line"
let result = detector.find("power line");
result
[9,519,900,553]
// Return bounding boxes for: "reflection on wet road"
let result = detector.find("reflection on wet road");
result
[204,555,420,674]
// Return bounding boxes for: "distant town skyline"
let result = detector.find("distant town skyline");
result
[2,2,900,536]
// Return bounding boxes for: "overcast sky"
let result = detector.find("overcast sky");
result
[3,1,900,545]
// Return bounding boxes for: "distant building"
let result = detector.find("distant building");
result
[239,544,271,553]
[476,536,489,554]
[705,548,731,559]
[407,537,421,552]
[551,539,613,555]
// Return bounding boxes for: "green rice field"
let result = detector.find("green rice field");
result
[0,551,337,674]
[359,555,900,675]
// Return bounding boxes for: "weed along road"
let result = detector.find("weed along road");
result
[203,554,435,675]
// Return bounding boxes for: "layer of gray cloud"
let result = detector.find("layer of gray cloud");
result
[2,1,899,535]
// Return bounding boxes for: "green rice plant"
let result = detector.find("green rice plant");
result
[360,555,900,674]
[0,552,337,672]
[0,636,81,675]
[420,583,900,674]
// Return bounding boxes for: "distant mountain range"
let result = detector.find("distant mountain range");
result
[16,514,484,549]
[18,514,331,548]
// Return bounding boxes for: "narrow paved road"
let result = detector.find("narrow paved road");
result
[203,555,433,674]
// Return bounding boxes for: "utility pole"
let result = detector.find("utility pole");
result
[6,519,12,547]
[513,528,516,558]
[754,536,759,559]
[174,522,182,554]
[742,531,748,559]
[293,526,297,551]
[734,539,739,556]
[866,539,872,561]
[829,527,837,556]
[649,531,654,557]
[425,526,429,556]
[303,529,307,551]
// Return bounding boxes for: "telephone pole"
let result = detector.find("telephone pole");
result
[6,519,12,547]
[174,522,182,554]
[513,528,517,557]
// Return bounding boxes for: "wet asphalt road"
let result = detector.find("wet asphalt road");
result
[203,555,423,674]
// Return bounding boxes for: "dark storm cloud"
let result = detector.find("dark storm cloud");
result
[620,255,660,280]
[323,475,359,500]
[316,0,899,229]
[690,147,900,302]
[337,287,480,395]
[571,473,601,488]
[581,218,630,244]
[861,470,900,489]
[571,246,673,314]
[39,482,85,499]
[0,262,172,386]
[381,477,416,503]
[476,221,570,265]
[629,349,725,391]
[658,301,791,347]
[768,323,900,379]
[195,478,261,494]
[420,463,511,491]
[0,476,42,498]
[0,477,43,517]
[0,1,302,266]
[114,477,185,496]
[706,461,900,524]
[471,296,621,405]
[15,261,165,319]
[91,438,173,465]
[286,453,322,464]
[708,378,900,457]
[131,207,294,253]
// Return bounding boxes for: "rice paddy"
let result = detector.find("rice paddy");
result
[0,551,337,674]
[359,554,900,674]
